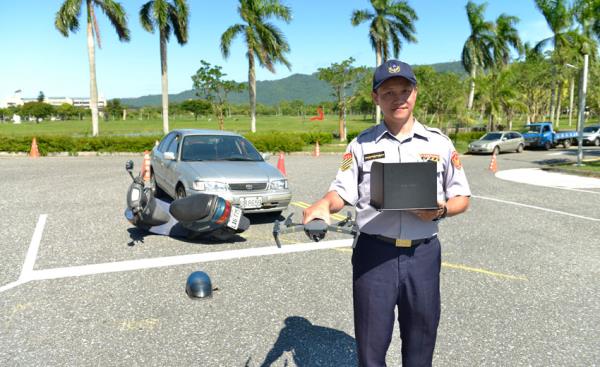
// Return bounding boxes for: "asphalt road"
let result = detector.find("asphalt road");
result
[1,147,599,366]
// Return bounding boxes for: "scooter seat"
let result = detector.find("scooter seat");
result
[169,194,216,222]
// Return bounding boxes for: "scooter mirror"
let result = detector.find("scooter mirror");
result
[125,160,134,172]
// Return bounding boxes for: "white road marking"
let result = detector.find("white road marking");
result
[19,214,47,281]
[495,168,600,192]
[0,280,27,293]
[27,239,353,281]
[473,195,600,222]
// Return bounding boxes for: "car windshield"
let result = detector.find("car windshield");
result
[181,135,263,162]
[522,125,541,133]
[583,126,599,133]
[481,133,502,141]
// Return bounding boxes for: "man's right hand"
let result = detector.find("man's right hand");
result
[302,200,331,225]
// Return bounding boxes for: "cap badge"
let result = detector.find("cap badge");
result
[388,63,401,74]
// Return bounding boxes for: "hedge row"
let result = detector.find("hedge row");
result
[0,135,161,155]
[0,130,486,155]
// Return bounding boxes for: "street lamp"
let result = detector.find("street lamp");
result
[565,55,589,167]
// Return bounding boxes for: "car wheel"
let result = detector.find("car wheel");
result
[150,171,165,198]
[563,139,571,149]
[516,144,524,153]
[595,138,600,147]
[492,146,500,155]
[544,141,551,150]
[176,184,187,199]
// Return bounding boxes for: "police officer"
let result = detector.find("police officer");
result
[303,59,471,367]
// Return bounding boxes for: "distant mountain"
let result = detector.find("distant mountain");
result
[120,61,464,107]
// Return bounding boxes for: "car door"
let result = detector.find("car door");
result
[153,132,176,189]
[506,132,518,150]
[163,133,182,194]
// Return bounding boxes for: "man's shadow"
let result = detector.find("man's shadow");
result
[256,316,357,367]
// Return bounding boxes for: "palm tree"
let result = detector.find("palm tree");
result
[55,0,130,137]
[492,14,523,68]
[461,1,495,110]
[140,0,189,135]
[534,0,574,124]
[351,0,418,124]
[221,0,292,133]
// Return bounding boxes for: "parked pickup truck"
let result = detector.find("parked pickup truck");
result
[521,122,578,150]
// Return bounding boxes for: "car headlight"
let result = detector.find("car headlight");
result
[192,180,229,191]
[270,179,288,190]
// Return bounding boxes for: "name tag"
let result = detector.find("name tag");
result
[364,151,385,161]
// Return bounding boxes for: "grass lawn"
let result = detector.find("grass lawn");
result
[0,114,473,154]
[547,159,600,178]
[0,115,374,137]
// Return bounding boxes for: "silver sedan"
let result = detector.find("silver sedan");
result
[151,129,291,214]
[468,131,525,154]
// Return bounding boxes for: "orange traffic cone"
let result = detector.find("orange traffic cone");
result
[489,152,498,173]
[29,137,40,158]
[277,151,287,176]
[313,141,320,157]
[141,150,151,182]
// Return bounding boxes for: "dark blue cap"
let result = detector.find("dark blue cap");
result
[372,59,417,91]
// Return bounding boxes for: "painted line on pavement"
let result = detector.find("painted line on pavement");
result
[19,214,47,281]
[473,195,600,222]
[26,239,354,281]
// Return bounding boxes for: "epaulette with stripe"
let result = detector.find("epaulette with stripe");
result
[423,125,451,141]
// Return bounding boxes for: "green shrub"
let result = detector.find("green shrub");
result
[0,135,159,155]
[244,132,304,153]
[299,131,333,145]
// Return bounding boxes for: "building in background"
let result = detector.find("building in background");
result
[0,92,106,109]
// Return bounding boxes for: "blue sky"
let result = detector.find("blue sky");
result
[0,0,553,100]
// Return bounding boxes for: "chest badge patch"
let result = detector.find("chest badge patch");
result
[420,153,440,163]
[340,153,353,171]
[451,151,462,169]
[363,151,385,162]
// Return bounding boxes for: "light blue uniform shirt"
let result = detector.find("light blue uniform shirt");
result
[329,120,471,240]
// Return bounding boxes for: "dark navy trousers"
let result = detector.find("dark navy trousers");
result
[352,234,441,367]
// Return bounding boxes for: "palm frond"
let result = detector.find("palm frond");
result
[95,0,130,41]
[351,9,373,26]
[140,1,155,33]
[168,1,189,45]
[55,0,83,36]
[220,24,245,58]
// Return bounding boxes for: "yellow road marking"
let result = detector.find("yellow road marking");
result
[291,201,347,221]
[118,318,160,331]
[441,262,527,281]
[332,249,526,280]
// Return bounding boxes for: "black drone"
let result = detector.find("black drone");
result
[272,212,357,248]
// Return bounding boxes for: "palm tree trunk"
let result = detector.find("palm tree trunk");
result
[160,30,169,135]
[375,49,382,124]
[467,67,476,110]
[555,81,562,128]
[86,2,99,137]
[248,49,257,133]
[568,77,574,127]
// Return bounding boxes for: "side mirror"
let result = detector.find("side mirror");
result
[125,160,134,171]
[164,152,176,161]
[261,152,271,160]
[502,137,507,141]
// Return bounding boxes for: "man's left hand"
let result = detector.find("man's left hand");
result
[412,201,446,222]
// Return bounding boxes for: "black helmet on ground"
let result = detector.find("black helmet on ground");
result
[185,271,213,299]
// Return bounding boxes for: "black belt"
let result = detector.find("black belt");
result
[365,233,437,248]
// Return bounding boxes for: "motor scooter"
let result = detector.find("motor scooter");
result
[124,160,250,244]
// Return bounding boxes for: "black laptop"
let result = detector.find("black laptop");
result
[370,161,438,210]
